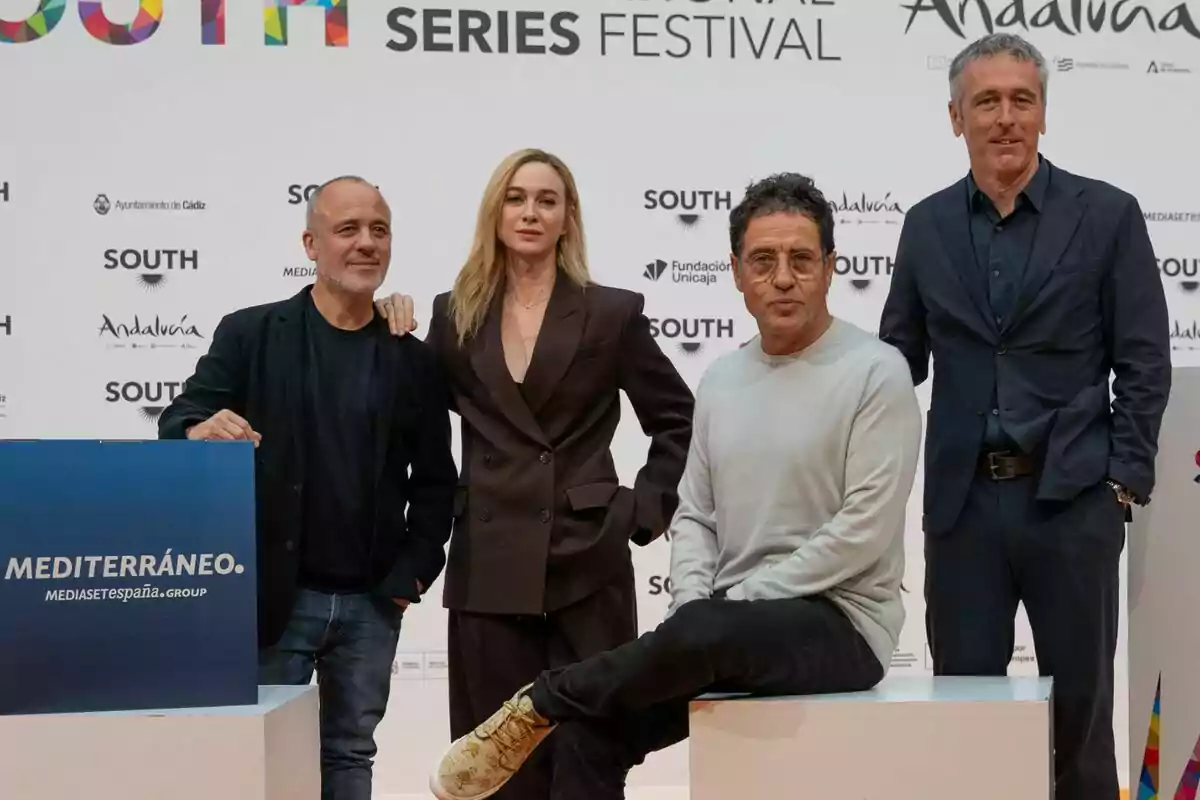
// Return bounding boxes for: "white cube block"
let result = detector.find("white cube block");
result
[688,676,1052,800]
[0,685,320,800]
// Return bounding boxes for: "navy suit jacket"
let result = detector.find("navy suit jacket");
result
[880,158,1171,536]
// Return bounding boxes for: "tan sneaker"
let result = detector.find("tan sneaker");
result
[429,683,556,800]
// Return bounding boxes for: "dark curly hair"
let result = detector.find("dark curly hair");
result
[728,173,835,258]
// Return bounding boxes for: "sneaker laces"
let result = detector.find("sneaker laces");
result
[478,698,538,753]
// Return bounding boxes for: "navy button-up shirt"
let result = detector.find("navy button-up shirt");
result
[967,155,1049,448]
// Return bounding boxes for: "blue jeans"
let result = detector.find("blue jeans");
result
[259,588,403,800]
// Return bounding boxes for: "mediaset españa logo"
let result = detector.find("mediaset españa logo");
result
[5,550,245,580]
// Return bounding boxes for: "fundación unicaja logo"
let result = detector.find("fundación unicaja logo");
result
[644,259,668,281]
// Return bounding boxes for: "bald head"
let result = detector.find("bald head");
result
[301,176,392,297]
[305,175,384,229]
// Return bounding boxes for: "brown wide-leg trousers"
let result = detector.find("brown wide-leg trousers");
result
[446,565,639,800]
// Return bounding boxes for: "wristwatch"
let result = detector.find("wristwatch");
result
[1107,479,1136,506]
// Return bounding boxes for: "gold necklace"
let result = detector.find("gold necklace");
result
[509,288,550,310]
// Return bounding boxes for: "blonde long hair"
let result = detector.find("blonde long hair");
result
[448,148,590,345]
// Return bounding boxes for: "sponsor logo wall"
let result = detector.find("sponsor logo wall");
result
[3,0,1198,795]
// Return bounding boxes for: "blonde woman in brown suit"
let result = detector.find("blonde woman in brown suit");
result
[376,148,694,799]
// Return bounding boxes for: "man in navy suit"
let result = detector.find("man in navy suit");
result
[880,33,1170,800]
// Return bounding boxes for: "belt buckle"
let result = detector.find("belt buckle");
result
[986,451,1015,481]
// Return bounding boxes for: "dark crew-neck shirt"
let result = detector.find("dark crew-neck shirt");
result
[299,295,379,593]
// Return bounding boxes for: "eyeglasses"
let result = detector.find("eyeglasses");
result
[743,252,826,282]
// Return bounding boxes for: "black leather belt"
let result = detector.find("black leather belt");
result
[977,451,1037,480]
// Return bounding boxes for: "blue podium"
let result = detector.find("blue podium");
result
[0,440,259,715]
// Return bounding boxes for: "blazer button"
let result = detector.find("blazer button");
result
[285,540,295,552]
[539,451,551,464]
[483,454,492,465]
[539,508,551,523]
[479,508,492,522]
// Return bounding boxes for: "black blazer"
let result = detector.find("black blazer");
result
[881,159,1171,536]
[158,286,458,647]
[425,276,695,615]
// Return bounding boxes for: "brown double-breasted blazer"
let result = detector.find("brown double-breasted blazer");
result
[425,275,695,615]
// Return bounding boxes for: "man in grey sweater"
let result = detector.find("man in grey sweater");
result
[429,173,923,800]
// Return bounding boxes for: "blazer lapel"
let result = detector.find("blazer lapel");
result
[518,277,585,416]
[933,183,1000,340]
[371,320,399,487]
[1004,172,1084,333]
[268,289,310,477]
[469,290,548,446]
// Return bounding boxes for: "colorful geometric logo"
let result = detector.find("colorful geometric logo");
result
[1137,674,1200,800]
[265,0,348,47]
[1193,450,1200,484]
[0,0,66,44]
[201,0,224,44]
[79,1,162,45]
[1,0,344,46]
[0,0,162,45]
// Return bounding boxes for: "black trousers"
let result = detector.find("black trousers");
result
[529,593,884,800]
[926,474,1125,800]
[446,565,638,800]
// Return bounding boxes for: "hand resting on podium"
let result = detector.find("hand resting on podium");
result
[185,409,263,447]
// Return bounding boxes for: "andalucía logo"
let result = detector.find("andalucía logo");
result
[1169,320,1200,351]
[98,314,205,350]
[830,191,905,226]
[900,0,1200,40]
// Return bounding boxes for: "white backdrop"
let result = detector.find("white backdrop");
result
[1128,367,1200,800]
[2,0,1199,796]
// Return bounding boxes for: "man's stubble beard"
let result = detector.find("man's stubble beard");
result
[317,263,387,297]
